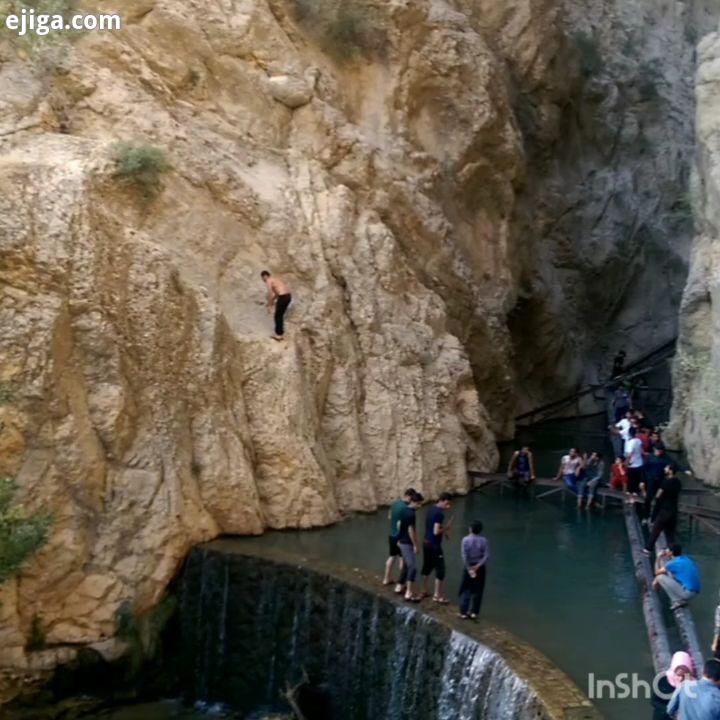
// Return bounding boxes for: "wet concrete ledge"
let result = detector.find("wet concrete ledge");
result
[203,540,603,720]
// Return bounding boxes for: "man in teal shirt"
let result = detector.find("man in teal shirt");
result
[383,488,416,585]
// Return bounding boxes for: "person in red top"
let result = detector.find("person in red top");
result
[610,456,628,492]
[639,427,652,455]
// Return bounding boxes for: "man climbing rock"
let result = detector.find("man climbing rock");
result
[261,270,292,341]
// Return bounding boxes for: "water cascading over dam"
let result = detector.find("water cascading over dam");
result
[177,546,554,720]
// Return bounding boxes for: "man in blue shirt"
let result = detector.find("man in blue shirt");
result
[382,487,416,585]
[420,492,452,604]
[667,658,720,719]
[653,544,701,610]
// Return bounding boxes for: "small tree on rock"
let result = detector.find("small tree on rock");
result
[0,476,51,584]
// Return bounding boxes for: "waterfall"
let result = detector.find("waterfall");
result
[438,632,542,720]
[176,548,549,720]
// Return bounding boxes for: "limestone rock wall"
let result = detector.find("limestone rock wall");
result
[0,0,517,667]
[506,0,718,410]
[669,28,720,485]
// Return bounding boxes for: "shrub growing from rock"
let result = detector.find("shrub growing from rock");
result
[112,142,172,202]
[290,0,386,62]
[0,476,51,584]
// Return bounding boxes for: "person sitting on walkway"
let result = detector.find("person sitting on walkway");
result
[712,589,720,660]
[644,464,682,554]
[261,270,292,341]
[666,658,720,719]
[507,446,536,488]
[458,520,489,620]
[383,487,416,585]
[395,491,424,602]
[641,445,670,522]
[556,448,583,493]
[653,544,701,610]
[652,651,695,720]
[578,451,604,509]
[421,493,452,604]
[625,427,645,495]
[610,456,628,492]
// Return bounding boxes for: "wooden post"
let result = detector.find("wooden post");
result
[624,505,672,673]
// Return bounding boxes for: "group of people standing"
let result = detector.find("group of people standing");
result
[607,402,683,556]
[382,489,489,620]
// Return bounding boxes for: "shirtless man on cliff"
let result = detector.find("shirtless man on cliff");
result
[261,270,292,341]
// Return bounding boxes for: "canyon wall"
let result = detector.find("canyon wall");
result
[0,0,543,671]
[0,0,715,679]
[669,26,720,486]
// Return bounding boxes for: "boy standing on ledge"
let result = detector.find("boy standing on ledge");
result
[421,493,452,604]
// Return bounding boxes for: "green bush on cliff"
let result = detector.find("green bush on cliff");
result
[289,0,386,62]
[0,476,51,584]
[112,142,173,202]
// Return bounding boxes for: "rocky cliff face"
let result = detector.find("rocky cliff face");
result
[669,26,720,486]
[0,0,714,678]
[0,0,534,669]
[508,0,717,407]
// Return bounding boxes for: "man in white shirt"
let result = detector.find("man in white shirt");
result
[609,410,632,459]
[625,427,644,494]
[615,411,632,441]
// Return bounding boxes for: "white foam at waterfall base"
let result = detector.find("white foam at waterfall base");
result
[437,631,541,720]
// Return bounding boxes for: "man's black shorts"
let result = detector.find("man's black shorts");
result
[388,535,401,557]
[421,544,445,580]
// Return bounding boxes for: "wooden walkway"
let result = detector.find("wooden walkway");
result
[624,504,671,673]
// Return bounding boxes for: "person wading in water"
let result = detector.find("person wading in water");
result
[261,270,292,341]
[507,446,536,489]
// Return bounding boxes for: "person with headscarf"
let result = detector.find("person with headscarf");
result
[652,651,695,720]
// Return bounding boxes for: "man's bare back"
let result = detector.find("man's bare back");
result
[260,270,292,340]
[266,276,290,299]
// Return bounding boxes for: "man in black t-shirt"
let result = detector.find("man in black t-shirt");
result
[640,446,670,521]
[644,464,682,554]
[421,493,452,604]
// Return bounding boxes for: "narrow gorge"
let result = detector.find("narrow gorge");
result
[1,0,719,713]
